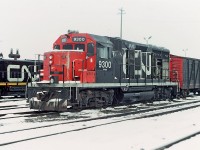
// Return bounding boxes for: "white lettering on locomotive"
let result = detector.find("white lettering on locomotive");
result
[141,53,151,76]
[99,61,111,69]
[72,37,86,42]
[128,43,136,50]
[122,51,126,74]
[134,50,142,76]
[123,51,151,77]
[7,65,37,82]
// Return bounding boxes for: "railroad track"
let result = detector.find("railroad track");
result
[0,99,168,120]
[0,98,26,103]
[0,111,58,120]
[0,105,28,111]
[154,131,200,150]
[0,98,28,112]
[0,99,194,123]
[0,101,57,121]
[1,99,200,147]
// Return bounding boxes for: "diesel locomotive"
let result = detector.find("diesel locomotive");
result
[27,30,183,111]
[0,50,42,98]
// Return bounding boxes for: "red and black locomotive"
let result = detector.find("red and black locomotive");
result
[27,30,200,111]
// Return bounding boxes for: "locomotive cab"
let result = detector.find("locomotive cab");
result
[41,32,115,84]
[42,32,99,83]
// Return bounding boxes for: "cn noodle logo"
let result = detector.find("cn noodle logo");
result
[7,65,37,82]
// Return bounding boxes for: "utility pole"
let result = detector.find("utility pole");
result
[119,8,125,39]
[144,36,152,45]
[183,49,188,57]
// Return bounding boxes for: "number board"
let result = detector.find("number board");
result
[72,37,86,42]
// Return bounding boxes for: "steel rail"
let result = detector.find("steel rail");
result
[1,100,200,134]
[154,131,200,150]
[1,100,200,146]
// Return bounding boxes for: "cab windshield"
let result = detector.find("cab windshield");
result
[62,44,85,51]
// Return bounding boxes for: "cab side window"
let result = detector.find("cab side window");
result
[97,43,112,59]
[87,43,94,56]
[54,45,60,50]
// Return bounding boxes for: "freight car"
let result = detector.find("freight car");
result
[170,54,200,97]
[0,51,42,98]
[27,31,178,111]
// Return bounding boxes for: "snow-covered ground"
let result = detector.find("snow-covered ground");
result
[169,134,200,150]
[0,101,30,115]
[1,97,200,150]
[0,98,26,107]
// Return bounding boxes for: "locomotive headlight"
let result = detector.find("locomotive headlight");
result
[49,60,53,65]
[50,77,54,83]
[49,55,53,59]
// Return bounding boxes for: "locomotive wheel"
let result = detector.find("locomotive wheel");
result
[113,89,124,105]
[80,89,114,108]
[181,90,188,99]
[88,98,104,108]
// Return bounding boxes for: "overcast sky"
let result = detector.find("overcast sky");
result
[0,0,200,59]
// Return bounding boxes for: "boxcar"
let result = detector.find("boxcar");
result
[170,54,200,96]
